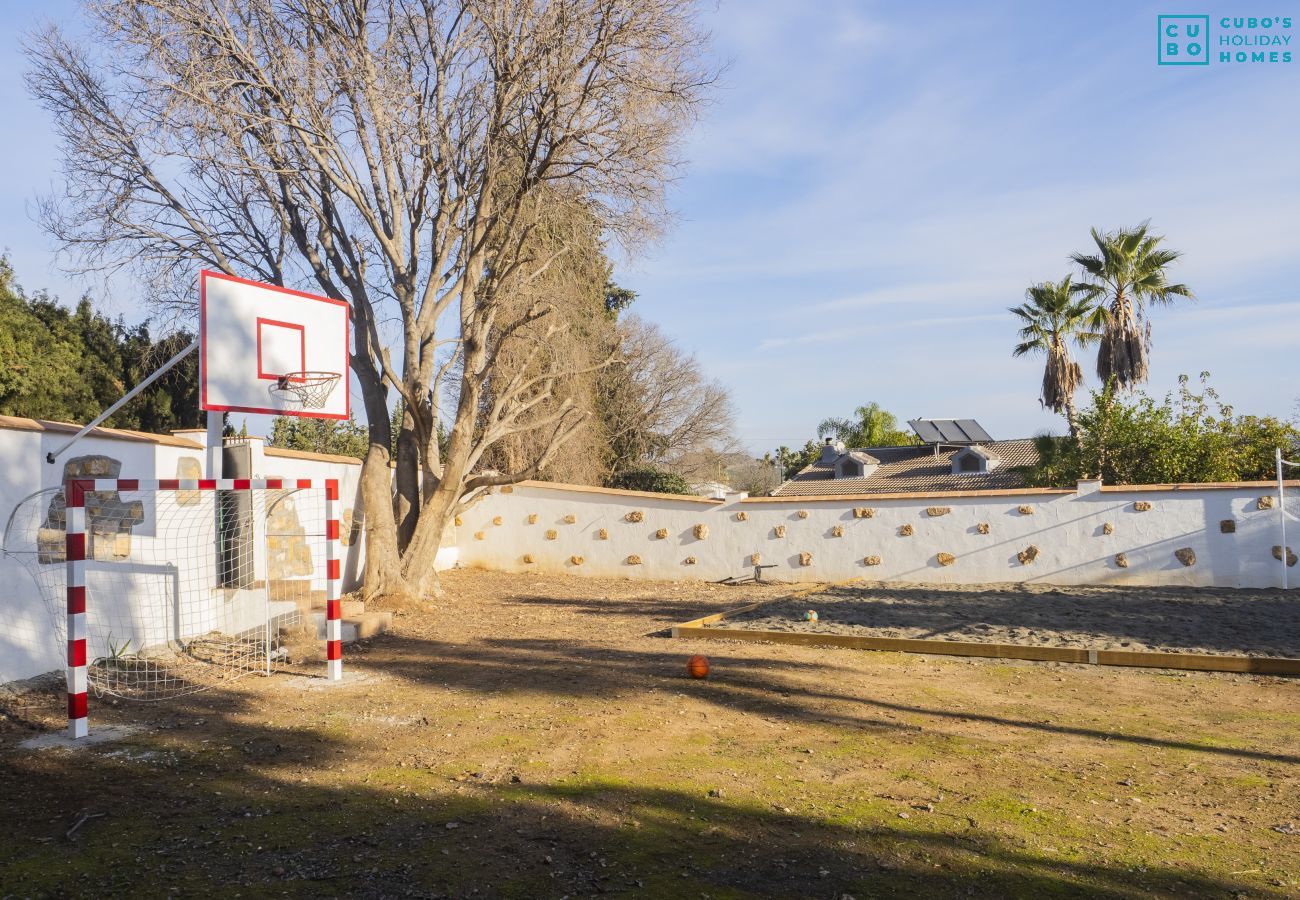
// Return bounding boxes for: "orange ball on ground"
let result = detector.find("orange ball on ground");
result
[686,655,710,679]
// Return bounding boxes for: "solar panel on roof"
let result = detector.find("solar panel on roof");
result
[907,418,994,445]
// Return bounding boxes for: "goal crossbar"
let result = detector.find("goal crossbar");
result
[64,477,343,739]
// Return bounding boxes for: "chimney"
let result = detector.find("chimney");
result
[820,437,843,463]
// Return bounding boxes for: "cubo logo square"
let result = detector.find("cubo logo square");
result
[1159,15,1211,65]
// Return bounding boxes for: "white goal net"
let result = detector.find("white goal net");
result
[3,478,341,732]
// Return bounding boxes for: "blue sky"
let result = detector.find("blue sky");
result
[3,2,1299,453]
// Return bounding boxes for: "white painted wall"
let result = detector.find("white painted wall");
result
[0,422,364,684]
[454,480,1296,590]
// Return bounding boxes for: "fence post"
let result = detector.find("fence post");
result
[324,479,342,680]
[65,479,89,739]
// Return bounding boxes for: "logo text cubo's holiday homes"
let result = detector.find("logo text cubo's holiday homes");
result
[1158,15,1293,66]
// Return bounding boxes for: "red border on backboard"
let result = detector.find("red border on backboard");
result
[200,270,351,420]
[255,318,307,381]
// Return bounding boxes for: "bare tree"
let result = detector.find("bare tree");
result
[597,315,736,483]
[26,0,712,598]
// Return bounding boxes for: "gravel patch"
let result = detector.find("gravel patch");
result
[712,581,1300,657]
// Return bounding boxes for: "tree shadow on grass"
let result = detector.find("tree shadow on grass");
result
[0,698,1287,899]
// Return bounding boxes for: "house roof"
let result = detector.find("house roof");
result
[841,450,881,466]
[774,439,1039,497]
[954,444,1002,463]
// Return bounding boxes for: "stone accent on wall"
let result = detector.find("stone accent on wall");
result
[39,455,145,564]
[1115,553,1129,568]
[773,525,786,538]
[1133,501,1152,512]
[1175,548,1196,567]
[1257,496,1275,510]
[545,529,558,540]
[1220,519,1236,534]
[1102,522,1114,535]
[563,514,577,524]
[473,531,485,541]
[1272,545,1297,566]
[735,511,748,522]
[693,524,709,540]
[654,528,669,539]
[176,456,202,506]
[750,552,762,566]
[898,524,914,536]
[829,525,843,537]
[1017,545,1039,565]
[863,555,881,566]
[927,507,951,517]
[797,510,809,519]
[522,554,535,564]
[597,528,608,540]
[570,555,584,566]
[1017,505,1034,515]
[976,522,990,535]
[625,510,644,523]
[626,554,642,565]
[528,514,538,525]
[492,516,503,526]
[853,507,875,519]
[798,552,813,566]
[936,552,956,567]
[684,556,696,565]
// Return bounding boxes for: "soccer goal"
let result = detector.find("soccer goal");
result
[5,477,343,738]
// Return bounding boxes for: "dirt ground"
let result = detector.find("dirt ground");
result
[1,569,1297,899]
[719,582,1300,657]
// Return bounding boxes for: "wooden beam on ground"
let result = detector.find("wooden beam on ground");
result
[672,597,1300,676]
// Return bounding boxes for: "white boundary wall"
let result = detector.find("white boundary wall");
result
[454,479,1297,590]
[0,420,364,684]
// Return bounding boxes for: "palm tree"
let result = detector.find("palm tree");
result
[817,402,917,448]
[1010,276,1101,436]
[1070,222,1193,390]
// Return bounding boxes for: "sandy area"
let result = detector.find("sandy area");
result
[714,581,1300,657]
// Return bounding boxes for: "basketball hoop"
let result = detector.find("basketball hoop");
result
[268,371,341,410]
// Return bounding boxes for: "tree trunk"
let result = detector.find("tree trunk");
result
[398,483,457,598]
[394,410,420,552]
[1063,392,1079,439]
[355,373,413,601]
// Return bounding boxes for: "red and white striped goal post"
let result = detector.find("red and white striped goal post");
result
[64,477,343,740]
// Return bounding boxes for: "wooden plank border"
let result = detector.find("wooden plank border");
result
[672,590,1300,676]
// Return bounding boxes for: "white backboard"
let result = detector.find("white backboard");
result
[200,271,350,419]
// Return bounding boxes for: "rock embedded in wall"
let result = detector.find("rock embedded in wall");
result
[570,555,584,566]
[655,528,669,539]
[863,555,881,566]
[898,524,914,537]
[829,525,843,538]
[545,529,558,540]
[1017,545,1039,565]
[976,522,990,535]
[522,554,535,564]
[1272,545,1297,566]
[527,514,538,525]
[683,556,696,565]
[597,528,608,540]
[853,507,875,519]
[1258,496,1275,510]
[625,510,644,523]
[798,552,813,566]
[1017,505,1034,516]
[773,525,786,538]
[474,531,485,541]
[563,514,577,524]
[735,511,748,522]
[936,552,956,567]
[492,516,503,526]
[626,554,642,565]
[926,507,951,517]
[797,510,809,519]
[750,552,762,566]
[693,524,709,540]
[1175,547,1196,567]
[1102,522,1114,535]
[1114,552,1129,568]
[1220,519,1236,534]
[1133,501,1152,512]
[455,515,463,527]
